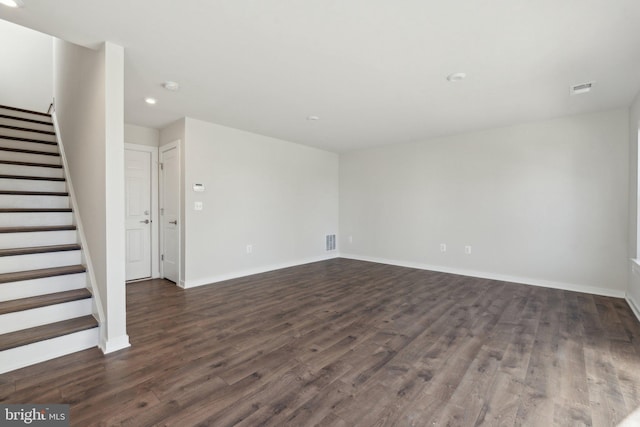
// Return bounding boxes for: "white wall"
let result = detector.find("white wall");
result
[341,109,629,297]
[627,92,640,316]
[181,117,339,287]
[53,39,128,352]
[124,123,159,147]
[0,19,52,112]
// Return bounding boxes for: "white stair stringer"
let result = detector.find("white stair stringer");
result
[0,327,99,375]
[0,298,92,334]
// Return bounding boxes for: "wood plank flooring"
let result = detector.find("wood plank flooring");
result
[2,258,640,426]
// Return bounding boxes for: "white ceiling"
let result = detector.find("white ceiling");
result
[2,0,640,152]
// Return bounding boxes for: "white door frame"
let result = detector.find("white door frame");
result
[159,140,181,285]
[124,143,160,279]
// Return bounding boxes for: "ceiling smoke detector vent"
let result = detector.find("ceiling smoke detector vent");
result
[163,81,180,91]
[571,82,594,95]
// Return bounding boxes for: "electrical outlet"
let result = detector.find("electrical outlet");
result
[440,243,446,253]
[348,236,353,244]
[465,246,472,255]
[194,201,203,211]
[246,244,253,254]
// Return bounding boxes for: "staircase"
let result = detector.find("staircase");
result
[0,104,99,374]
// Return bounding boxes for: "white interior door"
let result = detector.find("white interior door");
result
[125,149,152,281]
[160,142,180,283]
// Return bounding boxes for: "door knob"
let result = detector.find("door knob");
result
[169,220,177,225]
[140,219,150,224]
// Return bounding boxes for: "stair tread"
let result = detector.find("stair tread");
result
[0,135,58,145]
[0,225,76,234]
[0,105,51,118]
[0,174,65,182]
[0,315,97,351]
[0,265,86,284]
[0,146,60,155]
[0,124,55,135]
[0,208,72,213]
[0,160,62,169]
[0,288,91,316]
[0,244,80,257]
[0,114,53,127]
[0,190,68,196]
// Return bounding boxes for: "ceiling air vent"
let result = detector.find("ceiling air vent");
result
[570,82,594,95]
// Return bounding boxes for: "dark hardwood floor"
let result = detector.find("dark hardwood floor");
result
[2,258,640,426]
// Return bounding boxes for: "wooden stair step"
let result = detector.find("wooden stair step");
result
[0,225,76,234]
[0,315,97,351]
[0,265,86,284]
[0,160,62,169]
[0,190,68,196]
[0,174,65,182]
[0,288,91,316]
[0,114,53,127]
[0,146,60,156]
[0,243,80,257]
[0,135,58,146]
[0,208,72,213]
[0,124,55,136]
[0,105,51,118]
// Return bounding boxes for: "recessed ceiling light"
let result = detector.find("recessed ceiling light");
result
[570,82,594,95]
[306,115,320,121]
[144,97,157,105]
[0,0,24,7]
[162,81,180,91]
[447,72,467,82]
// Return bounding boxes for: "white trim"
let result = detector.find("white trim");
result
[159,140,181,285]
[51,112,105,328]
[340,253,626,298]
[100,334,131,354]
[124,143,160,279]
[182,254,339,289]
[626,296,640,323]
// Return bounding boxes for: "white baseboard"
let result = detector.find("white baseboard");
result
[626,296,640,323]
[182,254,340,289]
[100,334,131,354]
[340,253,626,298]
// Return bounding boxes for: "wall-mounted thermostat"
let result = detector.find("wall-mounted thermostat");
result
[193,183,205,192]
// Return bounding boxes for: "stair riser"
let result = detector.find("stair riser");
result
[0,150,61,165]
[0,327,98,374]
[0,163,64,179]
[0,299,92,334]
[0,230,77,250]
[0,117,54,132]
[0,212,73,227]
[0,250,81,274]
[0,272,86,302]
[0,178,66,193]
[0,128,57,143]
[0,108,51,124]
[0,194,69,209]
[0,138,59,153]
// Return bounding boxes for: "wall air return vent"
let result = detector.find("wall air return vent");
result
[326,234,336,251]
[570,82,594,95]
